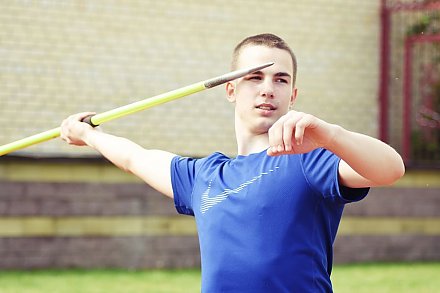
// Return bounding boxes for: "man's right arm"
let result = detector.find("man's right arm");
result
[60,112,176,198]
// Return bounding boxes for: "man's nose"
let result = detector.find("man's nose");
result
[260,79,274,98]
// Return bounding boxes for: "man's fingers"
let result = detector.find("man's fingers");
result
[269,113,297,154]
[294,116,306,146]
[294,114,313,146]
[75,112,97,122]
[268,111,325,156]
[268,111,304,155]
[282,118,295,152]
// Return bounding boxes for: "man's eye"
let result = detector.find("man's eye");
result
[276,78,288,83]
[247,75,261,80]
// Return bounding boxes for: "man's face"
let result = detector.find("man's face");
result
[226,45,297,135]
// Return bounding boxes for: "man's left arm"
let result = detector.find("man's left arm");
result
[325,127,405,188]
[267,110,405,188]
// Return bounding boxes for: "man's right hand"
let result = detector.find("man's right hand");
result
[60,112,97,146]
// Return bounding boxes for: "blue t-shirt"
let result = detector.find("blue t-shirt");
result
[171,148,369,292]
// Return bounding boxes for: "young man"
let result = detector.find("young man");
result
[61,34,405,292]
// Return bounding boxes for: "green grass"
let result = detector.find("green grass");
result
[0,269,201,293]
[331,262,440,293]
[0,262,438,293]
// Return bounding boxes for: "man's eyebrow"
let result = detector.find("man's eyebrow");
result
[248,70,264,75]
[274,72,292,78]
[248,70,292,78]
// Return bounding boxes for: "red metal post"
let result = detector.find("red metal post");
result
[379,0,390,142]
[402,37,413,163]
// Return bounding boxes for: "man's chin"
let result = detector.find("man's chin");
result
[253,120,276,134]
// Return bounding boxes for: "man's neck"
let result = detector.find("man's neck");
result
[235,129,269,156]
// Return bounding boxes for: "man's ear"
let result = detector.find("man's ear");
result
[226,81,236,103]
[290,87,298,108]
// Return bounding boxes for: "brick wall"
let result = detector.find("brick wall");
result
[336,187,440,263]
[1,182,440,269]
[0,159,200,269]
[0,0,379,158]
[0,158,439,269]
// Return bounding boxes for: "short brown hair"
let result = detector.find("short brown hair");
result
[231,33,297,86]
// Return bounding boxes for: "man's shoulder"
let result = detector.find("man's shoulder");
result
[173,152,231,171]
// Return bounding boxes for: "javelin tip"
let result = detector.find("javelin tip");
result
[204,62,274,89]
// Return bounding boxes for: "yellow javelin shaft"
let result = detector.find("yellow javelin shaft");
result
[0,62,273,156]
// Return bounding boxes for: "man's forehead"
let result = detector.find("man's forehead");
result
[236,45,294,73]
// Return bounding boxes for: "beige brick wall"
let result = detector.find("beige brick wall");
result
[0,0,380,157]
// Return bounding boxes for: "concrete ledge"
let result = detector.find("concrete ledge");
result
[0,216,197,237]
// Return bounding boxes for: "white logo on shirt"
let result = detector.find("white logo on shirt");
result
[200,167,279,214]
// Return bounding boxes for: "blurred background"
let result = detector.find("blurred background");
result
[0,0,438,280]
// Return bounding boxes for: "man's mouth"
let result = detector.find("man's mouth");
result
[256,103,276,111]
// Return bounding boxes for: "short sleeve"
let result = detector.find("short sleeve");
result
[301,148,369,203]
[171,156,199,216]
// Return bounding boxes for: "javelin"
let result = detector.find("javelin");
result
[0,62,274,156]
